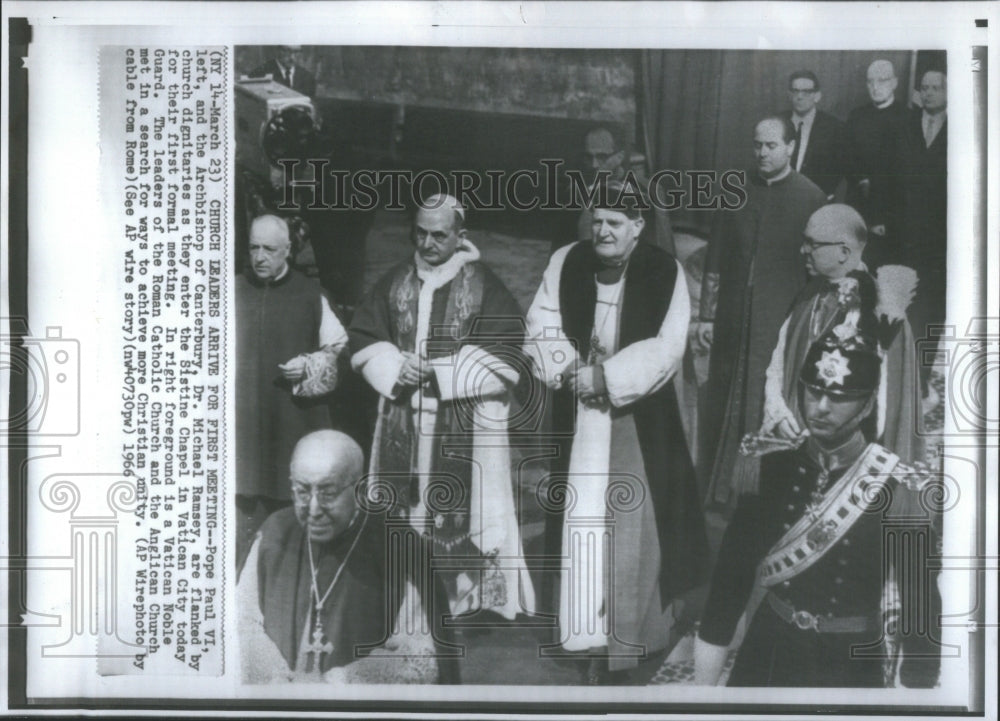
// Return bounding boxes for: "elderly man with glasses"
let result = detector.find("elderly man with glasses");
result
[237,430,458,684]
[759,204,923,466]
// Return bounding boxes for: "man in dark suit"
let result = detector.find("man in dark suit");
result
[845,59,909,267]
[896,68,947,400]
[252,45,317,98]
[782,70,846,199]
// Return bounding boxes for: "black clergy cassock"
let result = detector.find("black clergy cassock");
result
[256,507,460,682]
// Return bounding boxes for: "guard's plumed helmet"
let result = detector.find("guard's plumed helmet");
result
[799,322,881,398]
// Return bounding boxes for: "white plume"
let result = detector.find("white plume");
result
[875,265,918,323]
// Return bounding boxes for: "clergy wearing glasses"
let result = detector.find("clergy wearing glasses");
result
[760,204,923,466]
[238,430,458,684]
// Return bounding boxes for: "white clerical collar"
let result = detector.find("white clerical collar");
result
[272,264,290,282]
[874,96,895,110]
[761,165,792,185]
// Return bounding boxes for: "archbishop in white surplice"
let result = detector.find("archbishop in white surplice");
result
[525,202,708,672]
[348,196,534,620]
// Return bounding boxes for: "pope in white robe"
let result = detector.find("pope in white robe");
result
[348,195,535,620]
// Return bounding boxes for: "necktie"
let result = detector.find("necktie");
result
[287,66,295,88]
[792,121,803,170]
[923,115,934,147]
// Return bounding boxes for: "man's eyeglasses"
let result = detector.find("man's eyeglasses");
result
[291,482,354,506]
[790,88,818,96]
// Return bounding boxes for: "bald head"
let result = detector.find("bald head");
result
[807,204,867,248]
[866,59,898,105]
[290,431,364,542]
[801,204,867,279]
[753,116,796,179]
[290,430,364,484]
[251,214,289,242]
[867,59,895,79]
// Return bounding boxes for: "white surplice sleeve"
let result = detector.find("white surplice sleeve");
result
[317,294,349,349]
[524,244,581,388]
[237,538,292,684]
[602,261,690,407]
[761,316,795,432]
[292,295,349,397]
[351,341,406,400]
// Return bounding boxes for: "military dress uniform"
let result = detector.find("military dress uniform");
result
[699,327,941,688]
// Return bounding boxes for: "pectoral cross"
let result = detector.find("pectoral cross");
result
[304,623,333,660]
[588,335,607,365]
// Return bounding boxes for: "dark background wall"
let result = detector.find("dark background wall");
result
[236,46,942,240]
[236,46,640,239]
[236,45,638,170]
[236,46,636,121]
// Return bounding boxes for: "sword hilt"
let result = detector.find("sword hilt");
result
[739,431,807,457]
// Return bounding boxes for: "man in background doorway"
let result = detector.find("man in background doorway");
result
[252,45,317,98]
[555,125,674,255]
[897,68,948,406]
[845,59,909,268]
[782,70,846,199]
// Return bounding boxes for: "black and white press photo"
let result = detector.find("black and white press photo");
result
[3,1,996,717]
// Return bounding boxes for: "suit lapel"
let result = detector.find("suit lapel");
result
[931,117,947,151]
